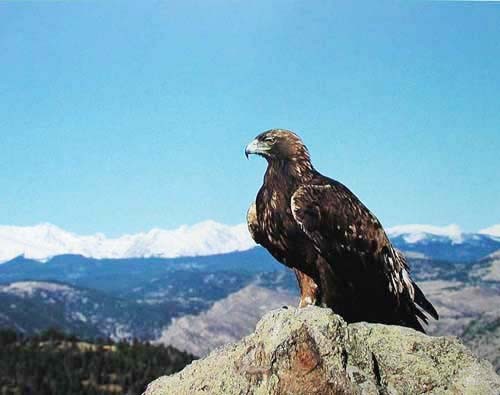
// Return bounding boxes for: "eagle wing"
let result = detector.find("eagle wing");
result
[291,182,438,327]
[291,183,391,261]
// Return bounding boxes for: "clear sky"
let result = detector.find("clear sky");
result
[0,0,499,236]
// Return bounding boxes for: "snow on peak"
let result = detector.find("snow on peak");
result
[1,221,498,264]
[121,221,254,259]
[0,221,256,264]
[386,224,464,244]
[479,225,500,238]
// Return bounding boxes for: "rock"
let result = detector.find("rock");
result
[144,306,500,395]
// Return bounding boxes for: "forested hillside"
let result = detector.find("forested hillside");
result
[0,329,194,395]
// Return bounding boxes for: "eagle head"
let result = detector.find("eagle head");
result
[245,129,311,163]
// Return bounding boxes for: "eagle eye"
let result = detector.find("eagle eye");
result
[262,136,275,144]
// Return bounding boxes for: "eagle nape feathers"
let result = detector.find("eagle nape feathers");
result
[245,129,438,333]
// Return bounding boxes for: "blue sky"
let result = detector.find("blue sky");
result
[0,0,499,235]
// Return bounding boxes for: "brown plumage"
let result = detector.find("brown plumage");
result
[245,129,438,332]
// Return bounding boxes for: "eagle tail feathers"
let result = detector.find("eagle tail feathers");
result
[393,248,439,330]
[413,282,439,321]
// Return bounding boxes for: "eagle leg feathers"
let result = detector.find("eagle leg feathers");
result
[294,268,319,308]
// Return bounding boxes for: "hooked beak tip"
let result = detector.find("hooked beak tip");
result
[245,139,258,159]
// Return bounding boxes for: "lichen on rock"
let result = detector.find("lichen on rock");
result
[144,306,500,395]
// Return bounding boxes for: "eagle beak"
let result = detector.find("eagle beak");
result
[245,139,268,159]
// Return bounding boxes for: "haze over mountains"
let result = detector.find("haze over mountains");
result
[1,221,499,264]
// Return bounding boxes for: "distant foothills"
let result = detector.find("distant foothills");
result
[0,221,499,264]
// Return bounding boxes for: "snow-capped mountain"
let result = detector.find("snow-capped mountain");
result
[387,224,464,244]
[0,222,499,264]
[479,225,500,238]
[387,224,500,262]
[0,221,255,263]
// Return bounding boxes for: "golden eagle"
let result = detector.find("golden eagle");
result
[245,129,438,332]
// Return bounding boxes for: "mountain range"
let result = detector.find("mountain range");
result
[0,221,254,263]
[1,221,499,263]
[0,221,499,371]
